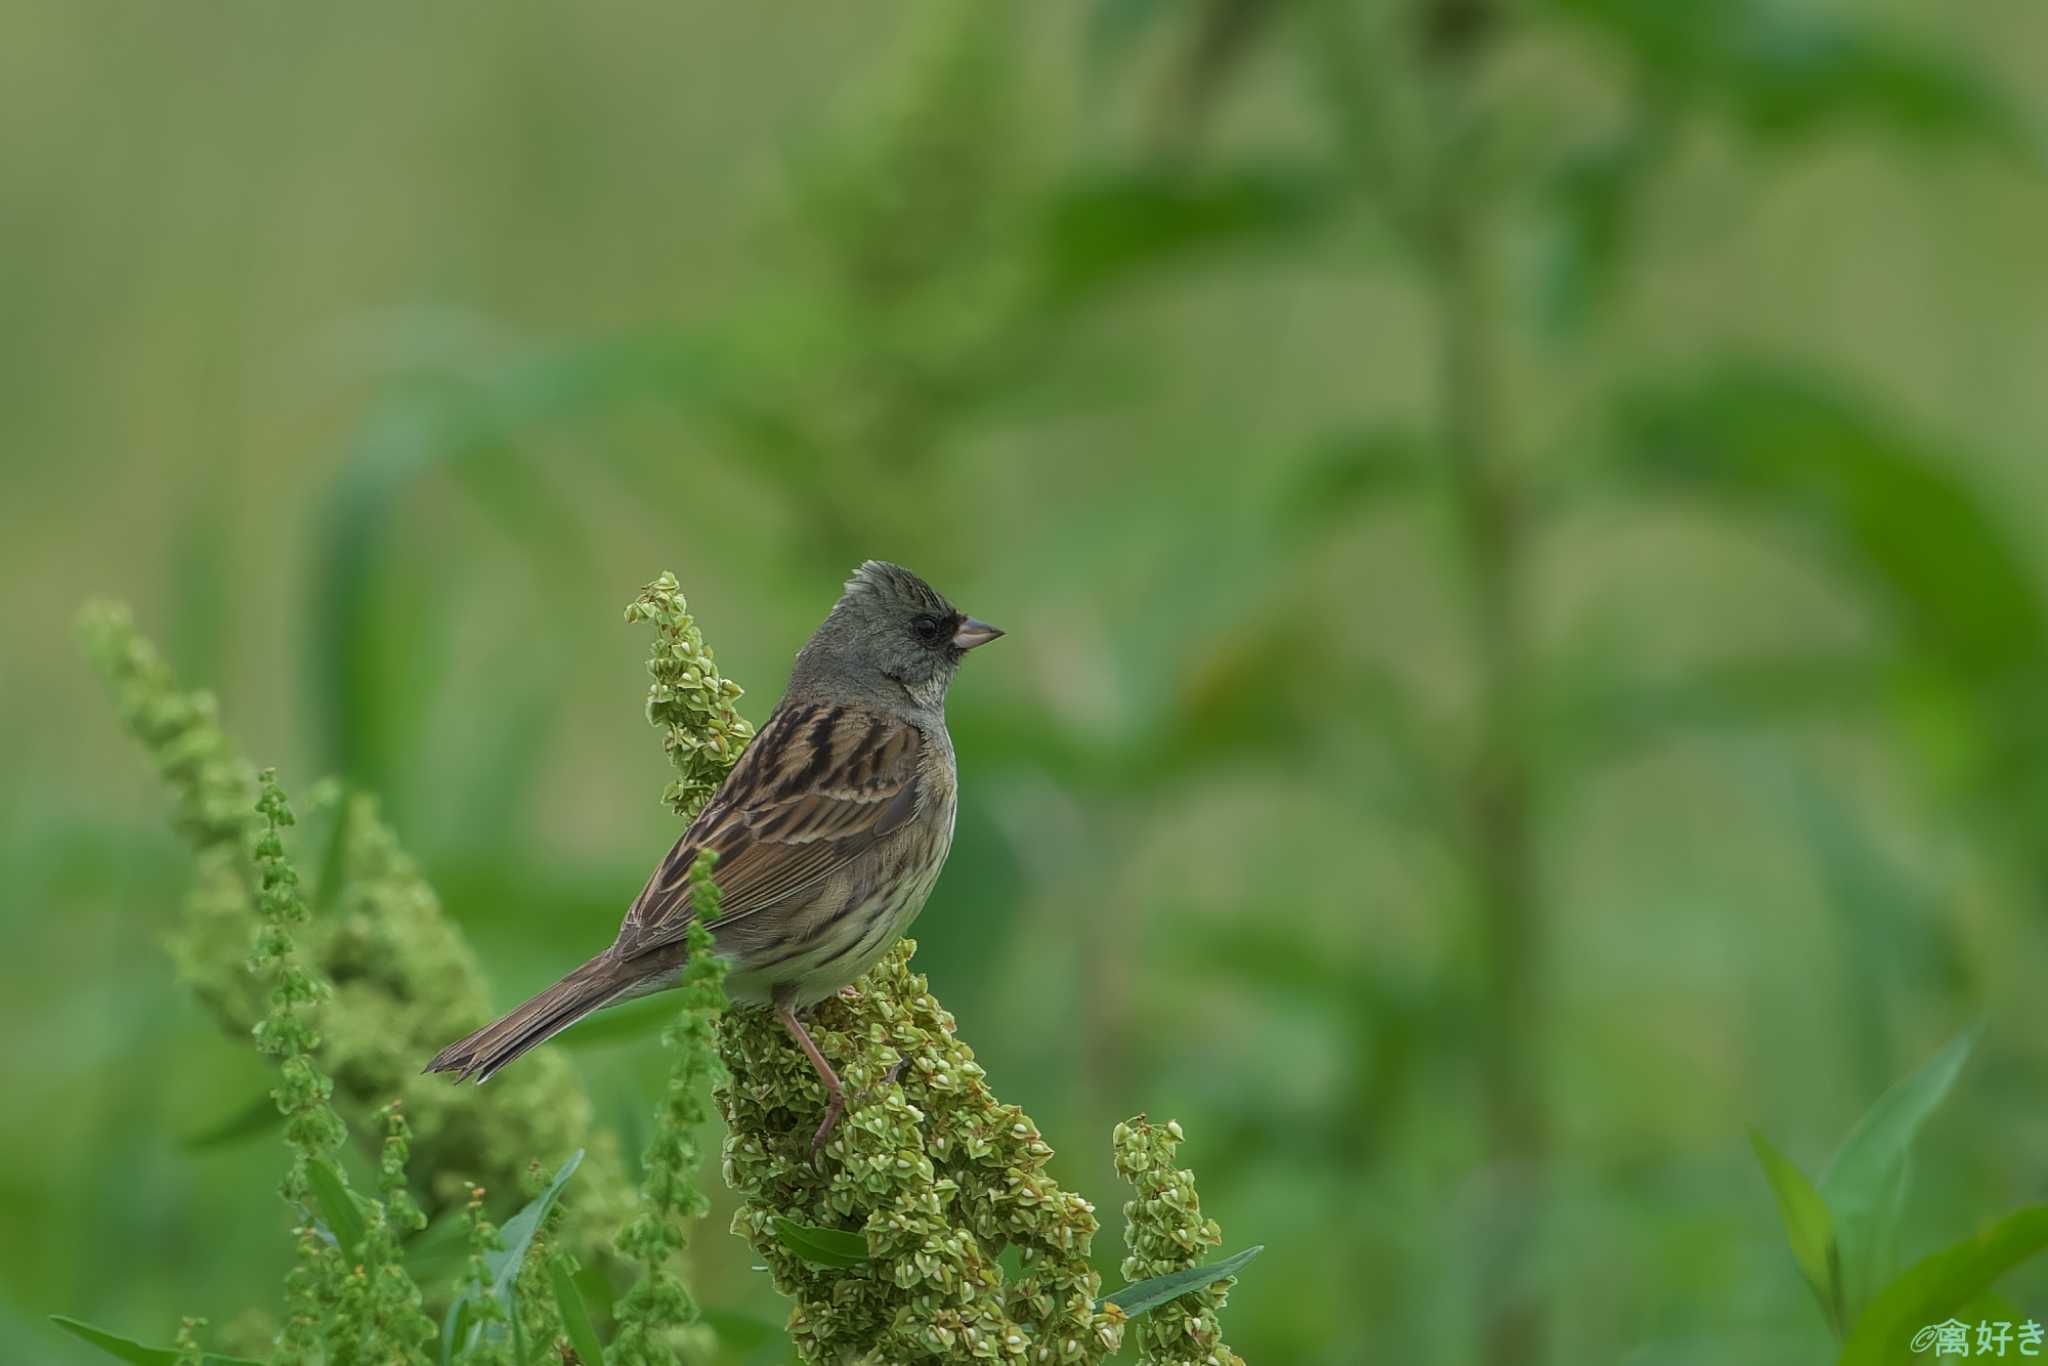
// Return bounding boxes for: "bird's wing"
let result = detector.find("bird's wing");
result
[613,702,925,955]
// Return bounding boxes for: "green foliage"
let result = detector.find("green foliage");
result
[605,586,740,1362]
[610,849,729,1360]
[49,1318,261,1366]
[547,1257,606,1366]
[624,575,755,822]
[442,1153,582,1365]
[23,3,2048,1364]
[1839,1209,2048,1366]
[1753,1030,2048,1357]
[1041,166,1342,306]
[1102,1245,1265,1320]
[770,1219,869,1270]
[77,604,634,1244]
[449,1185,510,1366]
[617,575,1251,1362]
[716,944,1132,1363]
[251,772,371,1366]
[1819,1029,1978,1317]
[1550,0,2036,154]
[1115,1116,1245,1366]
[1749,1130,1844,1336]
[68,574,1266,1364]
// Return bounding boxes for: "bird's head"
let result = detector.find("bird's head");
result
[791,560,1003,712]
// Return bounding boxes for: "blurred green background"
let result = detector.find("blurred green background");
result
[6,2,2048,1362]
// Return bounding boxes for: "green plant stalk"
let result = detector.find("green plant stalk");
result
[366,1103,438,1362]
[1416,7,1549,1363]
[611,850,731,1364]
[717,943,1129,1362]
[624,573,755,822]
[254,771,443,1366]
[458,1183,513,1366]
[77,601,633,1254]
[251,770,357,1366]
[1115,1116,1245,1366]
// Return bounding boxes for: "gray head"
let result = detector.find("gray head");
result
[786,560,1003,714]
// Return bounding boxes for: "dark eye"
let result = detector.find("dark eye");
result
[911,614,942,644]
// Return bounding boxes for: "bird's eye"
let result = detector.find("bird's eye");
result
[911,614,942,643]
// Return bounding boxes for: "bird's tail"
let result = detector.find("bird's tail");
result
[424,955,633,1084]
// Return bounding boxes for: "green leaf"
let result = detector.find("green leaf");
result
[573,1255,618,1324]
[449,1148,584,1356]
[1750,1131,1845,1337]
[1615,366,2048,685]
[1041,166,1340,306]
[1838,1207,2048,1365]
[48,1317,263,1366]
[1611,365,2048,874]
[307,1158,368,1266]
[438,1296,468,1366]
[1552,0,2035,157]
[770,1217,868,1268]
[548,1255,605,1366]
[1822,1028,1978,1317]
[1101,1244,1264,1318]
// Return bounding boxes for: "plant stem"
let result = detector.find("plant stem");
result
[1421,6,1548,1361]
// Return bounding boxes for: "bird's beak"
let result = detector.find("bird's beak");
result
[952,616,1004,650]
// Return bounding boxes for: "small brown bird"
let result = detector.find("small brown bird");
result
[425,561,1002,1152]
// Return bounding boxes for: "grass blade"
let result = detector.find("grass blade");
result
[1101,1244,1264,1319]
[1750,1130,1845,1336]
[1839,1207,2048,1365]
[1822,1028,1978,1317]
[448,1148,584,1356]
[548,1255,605,1366]
[306,1158,368,1266]
[49,1317,262,1366]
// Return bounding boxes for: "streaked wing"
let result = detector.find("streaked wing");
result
[613,702,924,956]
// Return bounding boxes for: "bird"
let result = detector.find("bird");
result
[425,560,1002,1154]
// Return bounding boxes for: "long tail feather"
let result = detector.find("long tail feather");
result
[424,956,630,1083]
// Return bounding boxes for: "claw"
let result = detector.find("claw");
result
[777,1001,912,1162]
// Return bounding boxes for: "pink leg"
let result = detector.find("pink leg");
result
[777,1001,846,1157]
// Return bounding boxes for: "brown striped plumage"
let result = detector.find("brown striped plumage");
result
[424,561,1000,1152]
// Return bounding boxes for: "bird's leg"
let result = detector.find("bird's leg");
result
[776,1000,847,1158]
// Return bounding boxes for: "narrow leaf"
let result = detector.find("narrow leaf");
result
[1042,166,1338,306]
[1750,1131,1845,1336]
[450,1148,584,1354]
[770,1217,868,1268]
[1102,1244,1265,1318]
[49,1317,262,1366]
[489,1148,583,1299]
[438,1296,466,1366]
[307,1158,368,1266]
[1822,1028,1978,1315]
[1839,1206,2048,1365]
[548,1255,605,1366]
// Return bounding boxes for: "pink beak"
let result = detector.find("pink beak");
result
[952,617,1003,650]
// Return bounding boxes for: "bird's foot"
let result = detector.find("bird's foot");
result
[808,1056,911,1162]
